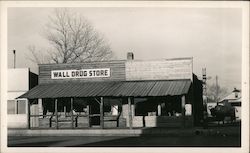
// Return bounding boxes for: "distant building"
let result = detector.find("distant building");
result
[7,68,38,128]
[219,88,241,120]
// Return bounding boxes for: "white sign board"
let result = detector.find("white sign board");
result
[185,104,192,116]
[51,68,110,79]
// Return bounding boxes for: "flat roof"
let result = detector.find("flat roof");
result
[38,57,193,66]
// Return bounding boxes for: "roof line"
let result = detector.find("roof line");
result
[38,57,193,66]
[38,79,192,85]
[38,60,127,66]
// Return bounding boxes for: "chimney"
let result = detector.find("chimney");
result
[127,52,134,60]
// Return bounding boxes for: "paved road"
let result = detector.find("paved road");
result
[8,134,240,147]
[8,122,241,147]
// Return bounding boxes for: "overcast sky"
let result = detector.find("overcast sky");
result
[7,7,242,91]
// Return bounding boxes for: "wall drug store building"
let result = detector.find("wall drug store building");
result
[19,53,203,129]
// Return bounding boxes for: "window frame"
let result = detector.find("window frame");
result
[16,99,27,114]
[7,98,27,115]
[7,100,16,114]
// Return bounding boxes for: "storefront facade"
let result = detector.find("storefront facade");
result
[19,54,203,129]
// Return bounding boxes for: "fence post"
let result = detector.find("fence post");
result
[181,95,186,128]
[27,99,31,129]
[55,99,58,129]
[100,97,104,129]
[71,98,74,128]
[128,97,133,129]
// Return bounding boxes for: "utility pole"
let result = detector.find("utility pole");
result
[202,68,208,126]
[202,68,207,108]
[215,75,219,104]
[13,49,16,68]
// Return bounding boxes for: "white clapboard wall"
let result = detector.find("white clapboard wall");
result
[125,58,193,81]
[38,58,193,84]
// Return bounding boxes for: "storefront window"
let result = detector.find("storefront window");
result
[7,100,27,114]
[17,100,26,114]
[7,100,15,114]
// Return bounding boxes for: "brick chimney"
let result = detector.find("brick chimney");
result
[127,52,134,60]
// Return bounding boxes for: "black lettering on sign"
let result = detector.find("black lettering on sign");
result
[62,72,69,77]
[80,71,84,76]
[72,71,75,77]
[84,71,87,76]
[100,70,104,76]
[53,72,59,77]
[96,70,100,76]
[52,68,110,79]
[76,71,79,77]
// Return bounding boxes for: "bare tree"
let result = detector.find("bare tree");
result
[28,8,112,64]
[207,83,228,102]
[27,45,51,64]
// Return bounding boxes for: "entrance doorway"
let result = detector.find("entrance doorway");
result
[89,100,100,126]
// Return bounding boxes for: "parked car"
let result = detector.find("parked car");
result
[210,104,236,124]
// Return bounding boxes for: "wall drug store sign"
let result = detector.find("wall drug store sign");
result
[51,68,110,79]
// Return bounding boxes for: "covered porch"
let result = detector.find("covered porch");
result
[19,80,193,129]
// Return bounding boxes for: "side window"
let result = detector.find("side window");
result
[7,100,15,114]
[17,100,26,114]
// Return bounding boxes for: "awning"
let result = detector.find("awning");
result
[18,80,191,99]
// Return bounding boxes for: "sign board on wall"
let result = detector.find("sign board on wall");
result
[185,104,192,116]
[51,68,110,79]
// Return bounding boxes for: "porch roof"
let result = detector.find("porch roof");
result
[18,80,191,99]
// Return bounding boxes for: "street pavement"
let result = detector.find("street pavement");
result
[8,122,241,147]
[8,135,240,147]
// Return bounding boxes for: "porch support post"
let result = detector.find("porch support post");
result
[38,98,43,118]
[16,99,18,114]
[128,97,133,129]
[71,98,74,128]
[181,95,186,128]
[100,97,104,129]
[87,105,91,127]
[157,104,161,116]
[27,99,31,129]
[131,98,135,117]
[55,99,58,129]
